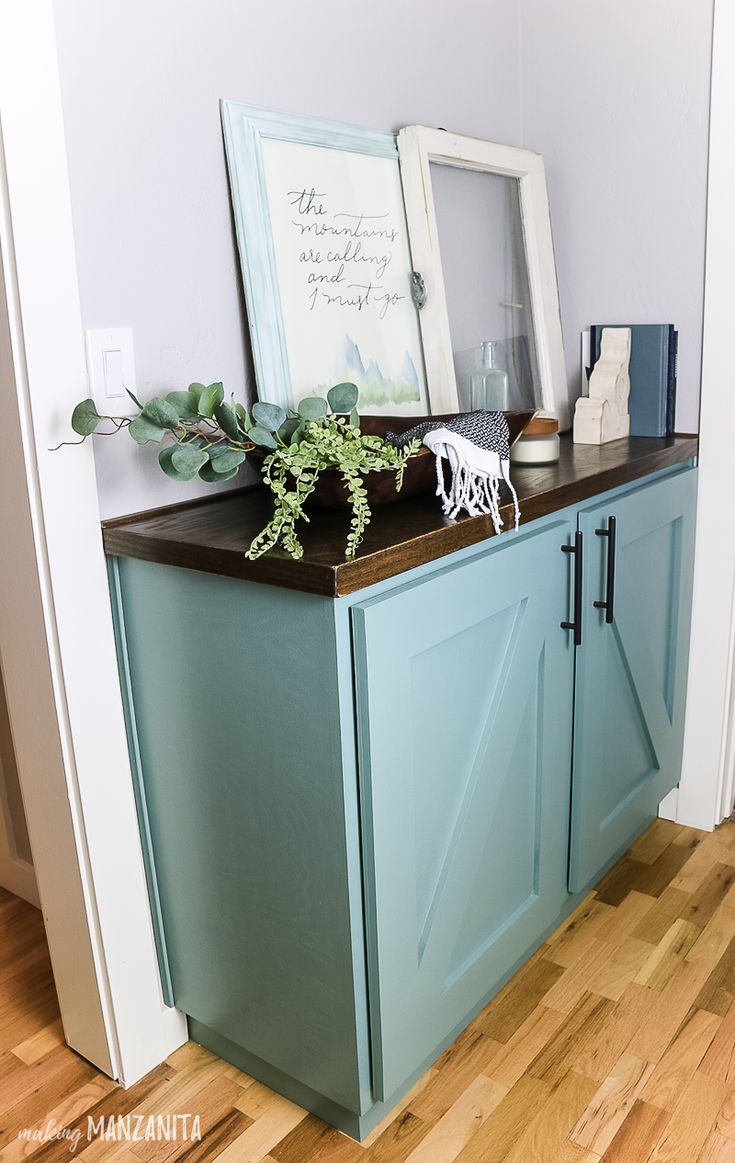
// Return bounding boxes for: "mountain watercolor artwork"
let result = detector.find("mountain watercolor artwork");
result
[317,336,422,408]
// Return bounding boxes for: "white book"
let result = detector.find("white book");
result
[580,330,591,397]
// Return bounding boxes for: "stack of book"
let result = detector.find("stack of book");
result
[586,323,678,437]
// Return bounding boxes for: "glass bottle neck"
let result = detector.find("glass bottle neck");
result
[481,341,498,369]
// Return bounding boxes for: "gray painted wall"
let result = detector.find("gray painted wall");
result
[519,0,713,434]
[53,0,522,518]
[53,0,712,517]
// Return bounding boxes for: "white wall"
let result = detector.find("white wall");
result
[519,0,713,434]
[54,0,712,519]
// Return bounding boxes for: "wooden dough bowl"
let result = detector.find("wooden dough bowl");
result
[309,411,535,510]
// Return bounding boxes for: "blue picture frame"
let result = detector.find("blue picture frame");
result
[220,101,437,415]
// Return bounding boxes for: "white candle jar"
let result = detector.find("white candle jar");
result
[511,415,561,465]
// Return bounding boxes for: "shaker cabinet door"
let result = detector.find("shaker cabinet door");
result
[352,519,575,1102]
[569,468,697,892]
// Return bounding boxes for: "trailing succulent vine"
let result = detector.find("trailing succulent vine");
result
[250,414,415,560]
[65,381,419,561]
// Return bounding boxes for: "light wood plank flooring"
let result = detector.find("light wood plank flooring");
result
[4,819,735,1160]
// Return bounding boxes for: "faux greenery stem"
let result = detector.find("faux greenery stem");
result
[63,381,420,561]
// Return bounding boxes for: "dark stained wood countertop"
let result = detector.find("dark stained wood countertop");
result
[103,433,698,597]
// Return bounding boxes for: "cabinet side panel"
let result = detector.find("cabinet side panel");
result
[114,558,364,1112]
[108,557,176,1007]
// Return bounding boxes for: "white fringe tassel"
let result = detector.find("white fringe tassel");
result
[426,427,520,532]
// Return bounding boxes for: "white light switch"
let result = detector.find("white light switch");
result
[86,328,137,414]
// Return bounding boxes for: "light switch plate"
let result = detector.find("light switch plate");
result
[85,328,137,414]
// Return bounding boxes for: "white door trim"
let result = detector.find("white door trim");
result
[662,0,735,832]
[0,0,186,1082]
[0,119,116,1079]
[722,628,735,822]
[0,808,38,908]
[0,791,38,908]
[0,671,39,907]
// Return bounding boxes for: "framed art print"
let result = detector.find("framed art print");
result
[221,103,457,415]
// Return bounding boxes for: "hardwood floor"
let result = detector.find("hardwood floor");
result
[4,819,735,1160]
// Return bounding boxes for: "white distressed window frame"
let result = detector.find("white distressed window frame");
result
[398,125,570,429]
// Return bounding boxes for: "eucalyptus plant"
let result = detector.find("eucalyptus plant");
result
[66,381,419,560]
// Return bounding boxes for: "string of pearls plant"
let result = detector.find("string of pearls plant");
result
[64,381,419,561]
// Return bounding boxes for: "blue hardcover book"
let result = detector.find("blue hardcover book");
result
[666,328,678,435]
[589,324,673,438]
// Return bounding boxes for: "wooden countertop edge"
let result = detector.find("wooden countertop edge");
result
[332,438,696,595]
[102,437,697,598]
[102,527,337,595]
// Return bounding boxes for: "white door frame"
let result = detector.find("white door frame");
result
[0,1,186,1083]
[661,0,735,833]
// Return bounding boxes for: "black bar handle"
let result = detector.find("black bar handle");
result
[593,515,617,624]
[561,531,583,647]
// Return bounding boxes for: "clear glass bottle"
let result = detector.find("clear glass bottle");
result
[470,341,509,411]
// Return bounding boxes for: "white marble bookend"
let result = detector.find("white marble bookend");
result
[574,326,631,445]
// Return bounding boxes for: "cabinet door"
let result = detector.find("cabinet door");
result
[352,519,575,1101]
[569,469,697,892]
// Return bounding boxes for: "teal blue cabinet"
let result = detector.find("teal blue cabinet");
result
[108,460,697,1141]
[110,567,371,1118]
[569,468,697,891]
[353,518,575,1100]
